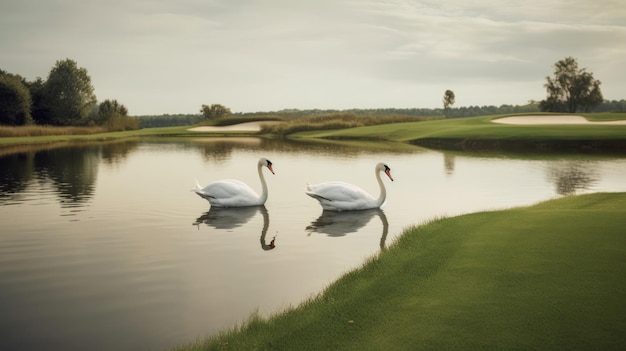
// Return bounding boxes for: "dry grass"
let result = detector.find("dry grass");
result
[259,112,438,136]
[0,125,109,138]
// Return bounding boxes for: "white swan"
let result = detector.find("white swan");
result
[195,158,275,207]
[305,162,393,211]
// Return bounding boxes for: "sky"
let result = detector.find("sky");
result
[1,0,625,115]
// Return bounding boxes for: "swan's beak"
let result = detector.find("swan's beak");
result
[385,169,394,181]
[267,164,275,174]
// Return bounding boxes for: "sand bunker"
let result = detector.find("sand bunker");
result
[493,115,626,125]
[188,121,281,132]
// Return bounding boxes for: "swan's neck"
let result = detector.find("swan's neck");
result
[258,163,268,204]
[375,168,387,208]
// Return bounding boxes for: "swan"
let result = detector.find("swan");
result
[194,157,275,207]
[305,162,393,211]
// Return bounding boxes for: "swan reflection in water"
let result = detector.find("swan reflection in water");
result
[306,208,389,249]
[193,206,276,250]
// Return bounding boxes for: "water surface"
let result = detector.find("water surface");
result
[1,138,625,350]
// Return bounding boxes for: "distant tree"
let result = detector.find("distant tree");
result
[540,57,603,113]
[43,59,97,125]
[95,99,128,124]
[0,71,33,125]
[94,99,137,131]
[592,99,626,112]
[201,104,231,120]
[443,90,455,117]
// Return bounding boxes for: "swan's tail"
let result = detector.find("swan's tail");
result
[192,179,204,194]
[193,179,213,201]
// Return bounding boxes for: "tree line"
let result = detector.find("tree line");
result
[134,98,625,129]
[0,59,137,130]
[4,56,622,130]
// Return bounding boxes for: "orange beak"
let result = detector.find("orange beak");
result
[267,164,275,174]
[385,169,393,181]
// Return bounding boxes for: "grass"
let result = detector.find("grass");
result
[259,112,435,136]
[175,192,626,351]
[0,125,109,138]
[2,112,625,149]
[0,125,193,146]
[291,112,626,142]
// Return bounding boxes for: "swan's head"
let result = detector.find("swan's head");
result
[377,162,393,181]
[259,157,275,174]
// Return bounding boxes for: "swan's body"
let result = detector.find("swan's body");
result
[305,162,393,211]
[195,158,274,207]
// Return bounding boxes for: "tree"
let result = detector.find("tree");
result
[95,99,128,124]
[0,71,33,125]
[27,77,53,125]
[94,99,138,131]
[43,59,97,125]
[443,90,455,117]
[201,104,231,120]
[540,57,603,113]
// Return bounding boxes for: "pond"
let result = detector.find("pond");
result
[1,138,625,351]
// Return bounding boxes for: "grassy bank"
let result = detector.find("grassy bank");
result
[290,113,626,153]
[0,125,193,146]
[2,113,626,150]
[175,192,626,351]
[259,112,435,136]
[292,113,626,141]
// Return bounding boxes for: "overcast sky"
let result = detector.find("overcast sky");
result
[1,0,625,115]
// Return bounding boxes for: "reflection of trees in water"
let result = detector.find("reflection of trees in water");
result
[100,140,139,165]
[187,138,288,163]
[277,138,419,156]
[443,153,456,175]
[197,140,235,162]
[183,137,421,160]
[546,161,598,195]
[0,140,142,207]
[0,152,35,203]
[135,137,420,165]
[34,146,100,203]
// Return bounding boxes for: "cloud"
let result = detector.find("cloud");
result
[1,0,624,114]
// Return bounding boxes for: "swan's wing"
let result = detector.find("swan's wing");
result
[306,181,375,203]
[199,180,260,206]
[306,181,380,210]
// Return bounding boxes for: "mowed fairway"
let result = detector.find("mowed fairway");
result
[180,193,626,351]
[291,113,626,143]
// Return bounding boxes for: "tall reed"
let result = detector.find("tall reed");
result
[0,125,109,138]
[259,112,438,136]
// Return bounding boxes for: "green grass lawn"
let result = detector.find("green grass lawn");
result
[291,113,626,143]
[176,192,626,351]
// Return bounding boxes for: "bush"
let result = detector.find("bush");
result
[260,112,432,136]
[104,114,139,131]
[0,74,33,125]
